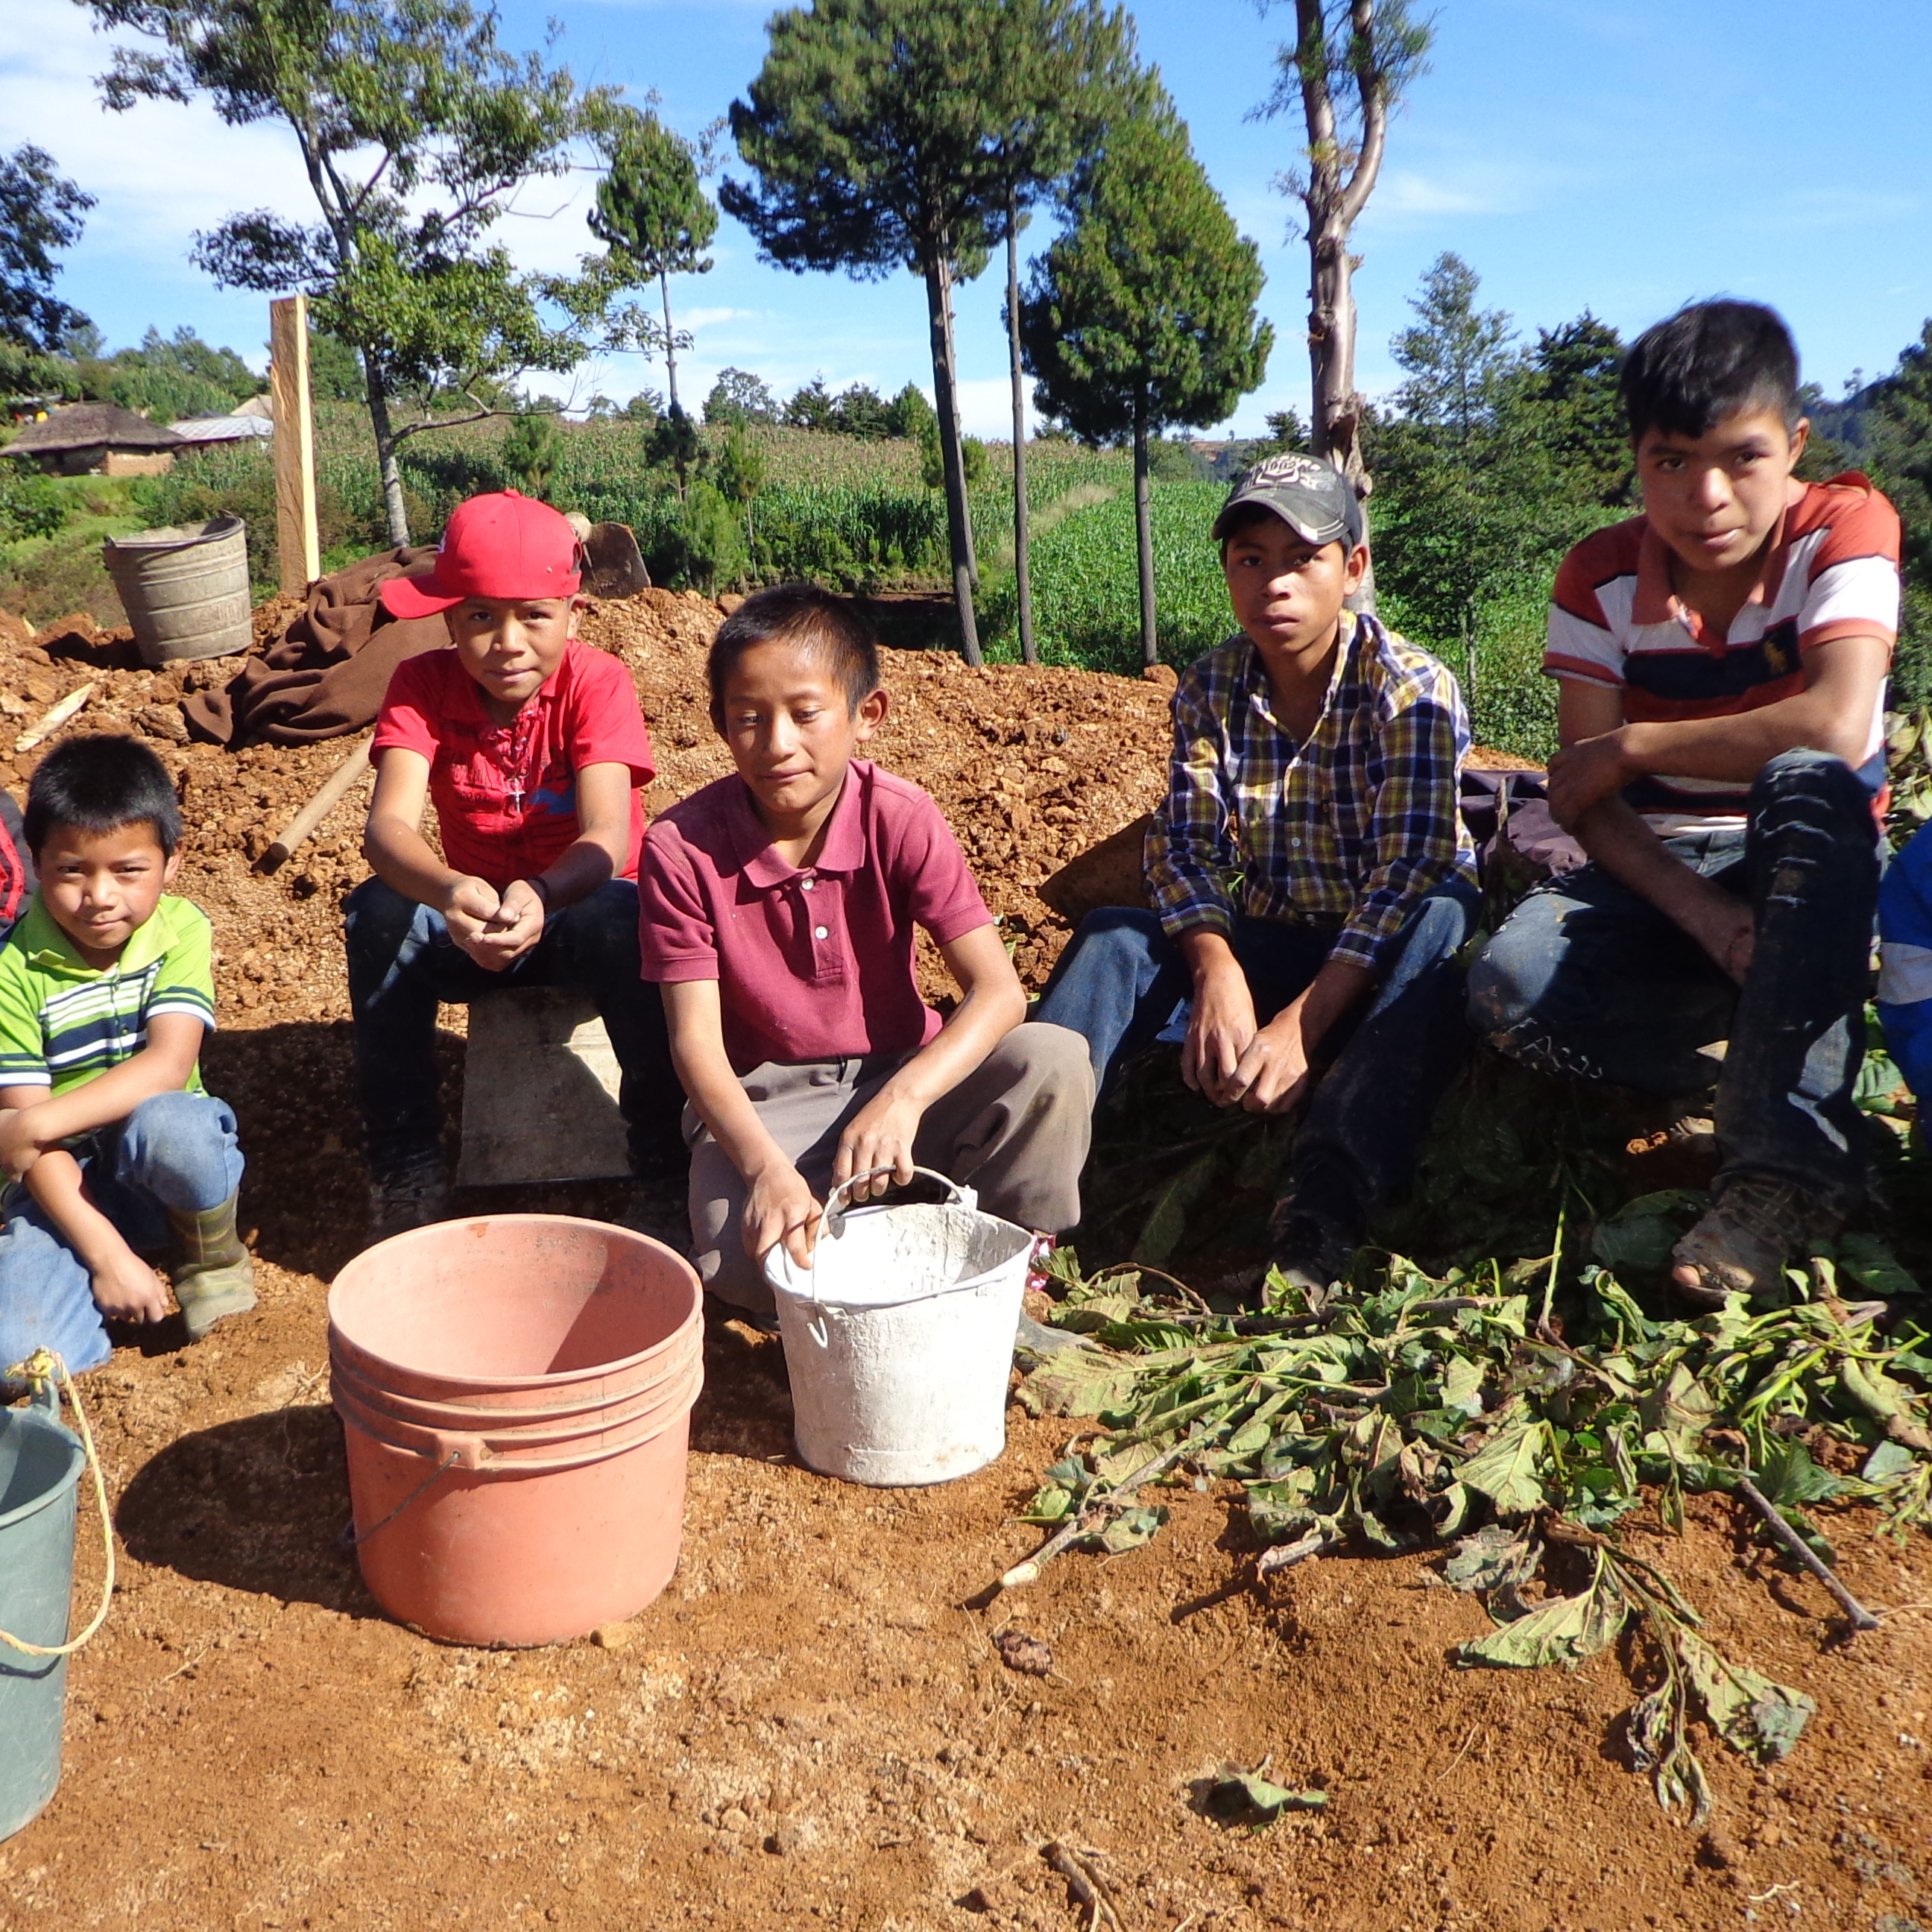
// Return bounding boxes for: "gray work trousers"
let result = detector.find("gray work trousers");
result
[687,1021,1094,1313]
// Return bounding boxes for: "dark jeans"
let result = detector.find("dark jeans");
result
[1467,749,1881,1217]
[1032,887,1479,1231]
[344,875,681,1181]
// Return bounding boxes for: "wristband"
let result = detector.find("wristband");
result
[523,876,553,912]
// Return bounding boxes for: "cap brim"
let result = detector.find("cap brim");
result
[378,572,463,619]
[1211,499,1342,547]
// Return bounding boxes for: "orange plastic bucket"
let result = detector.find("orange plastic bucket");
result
[328,1215,704,1647]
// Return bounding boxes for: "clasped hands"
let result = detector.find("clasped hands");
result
[741,1090,926,1273]
[1182,968,1317,1116]
[442,875,548,968]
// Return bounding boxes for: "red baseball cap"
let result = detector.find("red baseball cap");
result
[379,490,583,619]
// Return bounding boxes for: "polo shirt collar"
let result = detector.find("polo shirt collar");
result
[733,762,869,890]
[15,892,171,979]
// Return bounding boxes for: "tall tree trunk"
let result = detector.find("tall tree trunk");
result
[922,250,982,664]
[660,268,681,417]
[1006,191,1037,665]
[1132,388,1157,667]
[935,258,979,594]
[364,357,411,547]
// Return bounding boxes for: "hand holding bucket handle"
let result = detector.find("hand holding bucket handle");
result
[823,1164,976,1240]
[777,1167,977,1348]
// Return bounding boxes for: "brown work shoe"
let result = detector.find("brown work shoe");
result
[1670,1175,1837,1308]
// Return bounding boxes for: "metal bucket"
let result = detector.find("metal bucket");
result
[0,1382,86,1841]
[101,515,253,665]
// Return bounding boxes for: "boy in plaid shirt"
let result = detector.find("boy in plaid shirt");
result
[1036,456,1477,1293]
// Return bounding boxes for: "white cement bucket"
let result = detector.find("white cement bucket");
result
[765,1167,1035,1487]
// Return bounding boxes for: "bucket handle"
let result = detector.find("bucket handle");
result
[793,1165,976,1347]
[0,1348,116,1658]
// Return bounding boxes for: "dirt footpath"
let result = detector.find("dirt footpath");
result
[1,595,1931,1930]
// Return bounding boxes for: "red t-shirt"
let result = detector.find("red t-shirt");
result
[373,642,655,889]
[637,759,993,1073]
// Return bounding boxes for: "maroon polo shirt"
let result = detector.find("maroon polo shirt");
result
[637,759,993,1073]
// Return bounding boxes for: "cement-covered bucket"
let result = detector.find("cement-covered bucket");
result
[0,1381,86,1840]
[765,1167,1034,1486]
[101,515,252,665]
[329,1215,704,1647]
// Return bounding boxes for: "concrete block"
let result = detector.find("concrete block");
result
[455,985,630,1187]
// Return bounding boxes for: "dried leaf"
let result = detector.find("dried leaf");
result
[1206,1767,1327,1821]
[1456,1559,1626,1670]
[1096,1504,1168,1554]
[1442,1524,1538,1598]
[1679,1632,1812,1764]
[1016,1350,1146,1419]
[994,1630,1055,1677]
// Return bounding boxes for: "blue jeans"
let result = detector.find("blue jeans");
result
[1468,750,1881,1216]
[1033,888,1479,1231]
[344,875,681,1180]
[0,1090,244,1376]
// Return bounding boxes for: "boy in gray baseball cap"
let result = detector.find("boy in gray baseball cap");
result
[1035,452,1478,1297]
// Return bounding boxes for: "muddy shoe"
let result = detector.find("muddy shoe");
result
[1670,1175,1837,1309]
[168,1196,258,1342]
[1268,1205,1360,1305]
[367,1159,451,1246]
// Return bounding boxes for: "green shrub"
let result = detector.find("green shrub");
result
[0,466,66,542]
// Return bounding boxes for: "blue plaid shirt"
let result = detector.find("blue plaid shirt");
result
[1145,612,1477,973]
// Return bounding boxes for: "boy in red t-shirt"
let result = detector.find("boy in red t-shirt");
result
[1470,302,1900,1301]
[637,584,1092,1313]
[346,490,681,1240]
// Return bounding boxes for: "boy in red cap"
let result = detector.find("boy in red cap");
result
[345,490,681,1240]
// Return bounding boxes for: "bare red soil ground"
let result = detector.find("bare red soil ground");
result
[0,594,1928,1932]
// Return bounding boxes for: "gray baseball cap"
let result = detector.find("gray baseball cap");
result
[1212,452,1363,549]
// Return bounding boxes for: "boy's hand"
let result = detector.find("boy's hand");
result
[1673,883,1757,985]
[834,1093,925,1204]
[1183,962,1259,1107]
[1228,1006,1317,1116]
[473,878,548,965]
[89,1242,171,1325]
[742,1158,824,1275]
[442,876,516,969]
[1547,733,1631,830]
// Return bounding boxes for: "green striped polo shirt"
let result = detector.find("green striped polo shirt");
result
[0,894,215,1097]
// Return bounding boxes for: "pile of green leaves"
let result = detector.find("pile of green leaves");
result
[1015,1243,1932,1821]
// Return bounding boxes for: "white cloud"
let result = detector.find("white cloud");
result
[1365,167,1524,221]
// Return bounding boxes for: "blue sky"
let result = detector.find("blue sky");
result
[4,0,1930,436]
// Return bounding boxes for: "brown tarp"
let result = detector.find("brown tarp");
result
[183,546,448,746]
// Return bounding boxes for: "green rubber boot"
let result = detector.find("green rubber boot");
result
[168,1196,257,1342]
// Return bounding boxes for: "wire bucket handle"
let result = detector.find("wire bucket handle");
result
[791,1166,976,1348]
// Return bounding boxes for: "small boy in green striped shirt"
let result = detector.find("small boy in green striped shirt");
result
[0,736,250,1378]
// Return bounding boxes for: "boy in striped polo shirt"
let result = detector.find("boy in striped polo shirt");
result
[1471,301,1901,1303]
[0,736,250,1377]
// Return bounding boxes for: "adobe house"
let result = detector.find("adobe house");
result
[2,401,185,477]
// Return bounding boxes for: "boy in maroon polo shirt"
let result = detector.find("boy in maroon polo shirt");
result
[345,490,682,1240]
[638,584,1093,1313]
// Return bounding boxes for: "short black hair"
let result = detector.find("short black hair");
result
[24,734,182,859]
[1620,300,1802,444]
[707,584,881,722]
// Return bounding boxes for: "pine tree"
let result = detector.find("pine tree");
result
[1020,104,1272,664]
[724,0,1029,662]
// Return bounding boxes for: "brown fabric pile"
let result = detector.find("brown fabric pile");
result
[183,546,446,746]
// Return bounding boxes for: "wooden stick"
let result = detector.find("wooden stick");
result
[1256,1528,1342,1577]
[16,682,93,754]
[255,733,372,875]
[1735,1476,1881,1633]
[1044,1844,1122,1932]
[271,294,320,593]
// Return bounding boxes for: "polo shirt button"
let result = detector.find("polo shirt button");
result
[801,878,815,891]
[814,925,830,940]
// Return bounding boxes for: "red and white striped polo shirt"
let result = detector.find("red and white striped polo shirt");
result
[1545,473,1901,823]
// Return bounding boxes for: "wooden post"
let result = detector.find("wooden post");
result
[270,295,320,596]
